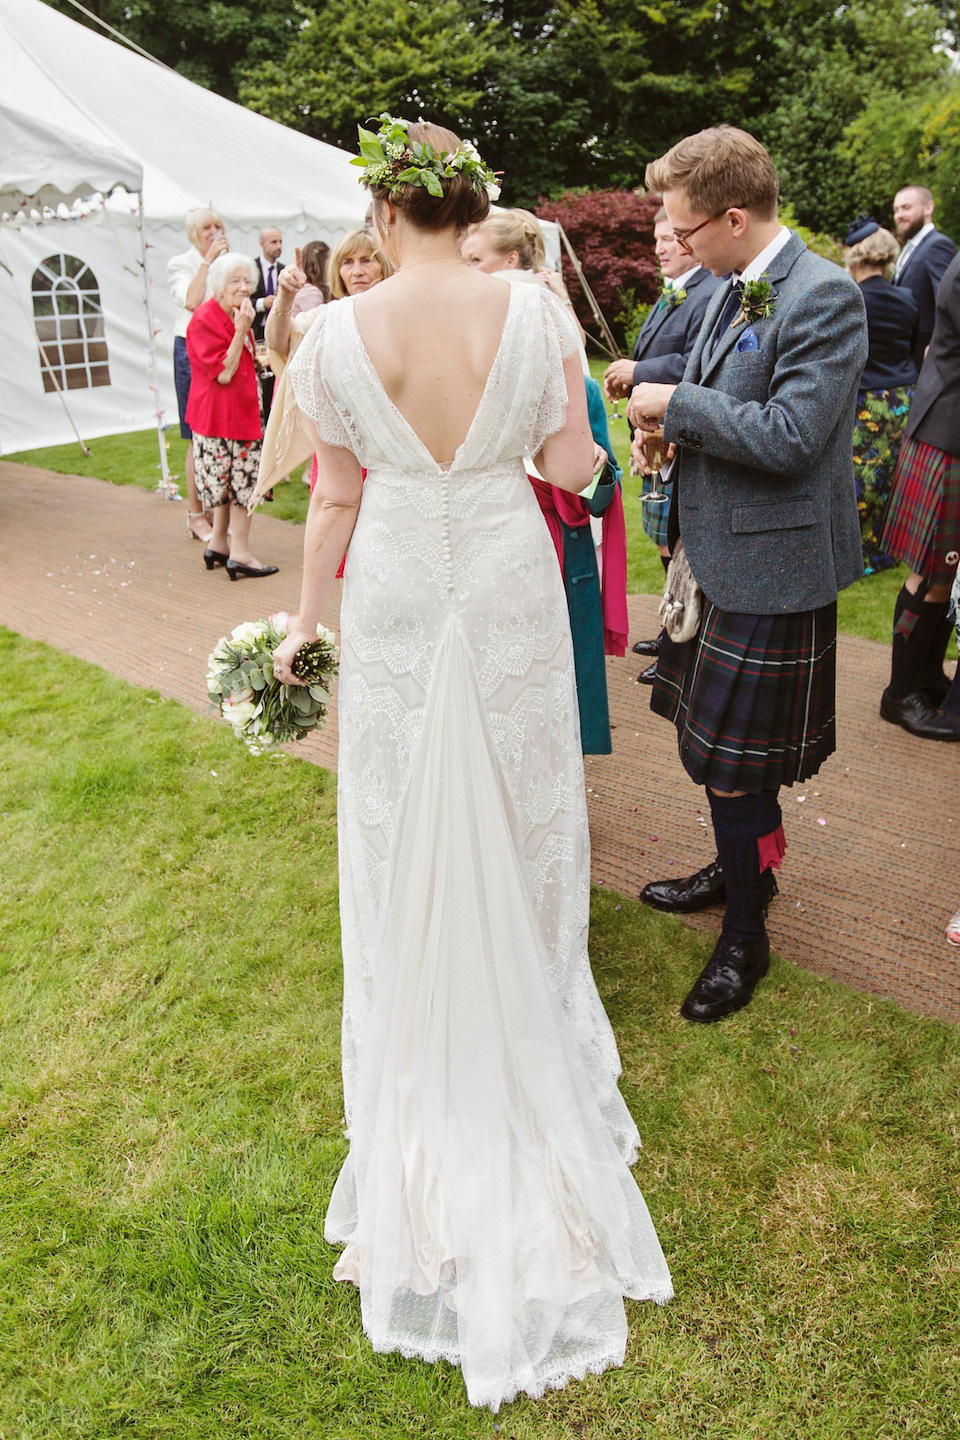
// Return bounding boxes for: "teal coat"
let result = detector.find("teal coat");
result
[562,377,621,754]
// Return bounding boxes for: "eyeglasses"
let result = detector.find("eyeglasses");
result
[671,212,726,255]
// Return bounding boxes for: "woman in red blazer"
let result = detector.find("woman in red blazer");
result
[186,252,278,580]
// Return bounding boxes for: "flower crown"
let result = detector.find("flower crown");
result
[351,114,501,202]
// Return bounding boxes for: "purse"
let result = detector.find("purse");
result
[658,539,703,643]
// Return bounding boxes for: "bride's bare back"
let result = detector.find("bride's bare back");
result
[352,264,511,467]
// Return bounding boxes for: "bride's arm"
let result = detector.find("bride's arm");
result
[272,430,363,684]
[533,350,596,494]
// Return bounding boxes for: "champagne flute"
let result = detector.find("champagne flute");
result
[641,427,669,504]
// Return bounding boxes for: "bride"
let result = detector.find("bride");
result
[272,115,672,1410]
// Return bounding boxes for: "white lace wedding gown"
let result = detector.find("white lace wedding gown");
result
[289,281,672,1410]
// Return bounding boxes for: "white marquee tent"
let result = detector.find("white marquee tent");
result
[0,0,368,457]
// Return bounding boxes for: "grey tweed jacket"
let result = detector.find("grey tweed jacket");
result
[663,232,867,614]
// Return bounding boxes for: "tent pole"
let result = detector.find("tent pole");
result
[556,223,620,360]
[135,193,174,496]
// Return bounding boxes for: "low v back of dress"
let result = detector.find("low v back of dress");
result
[289,281,672,1410]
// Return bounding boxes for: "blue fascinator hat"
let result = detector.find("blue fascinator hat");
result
[844,215,880,247]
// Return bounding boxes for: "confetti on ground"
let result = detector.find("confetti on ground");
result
[817,817,826,826]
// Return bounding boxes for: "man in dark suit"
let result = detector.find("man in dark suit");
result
[252,226,284,414]
[603,208,720,677]
[627,126,867,1023]
[892,185,956,369]
[879,250,960,740]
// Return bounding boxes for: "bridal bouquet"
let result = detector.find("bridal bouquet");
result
[206,612,338,756]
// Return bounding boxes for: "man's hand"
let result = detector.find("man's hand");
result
[626,382,676,432]
[603,359,636,400]
[631,432,677,476]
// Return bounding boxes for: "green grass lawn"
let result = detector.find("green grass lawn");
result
[7,416,949,654]
[2,627,959,1439]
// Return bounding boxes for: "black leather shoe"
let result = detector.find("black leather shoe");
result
[641,860,726,912]
[922,674,951,708]
[880,688,960,741]
[632,633,662,657]
[203,547,229,570]
[680,933,770,1023]
[226,559,280,581]
[636,660,658,685]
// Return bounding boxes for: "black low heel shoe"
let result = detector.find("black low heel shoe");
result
[226,559,279,581]
[203,548,229,570]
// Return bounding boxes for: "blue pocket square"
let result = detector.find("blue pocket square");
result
[735,326,760,352]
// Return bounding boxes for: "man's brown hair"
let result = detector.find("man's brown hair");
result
[645,126,779,221]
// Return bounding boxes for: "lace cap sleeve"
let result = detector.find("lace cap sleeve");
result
[540,285,580,361]
[529,286,581,456]
[287,305,354,451]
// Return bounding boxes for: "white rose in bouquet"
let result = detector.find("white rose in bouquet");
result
[224,698,257,728]
[230,620,268,647]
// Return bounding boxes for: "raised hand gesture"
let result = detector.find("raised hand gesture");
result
[202,232,229,266]
[233,296,255,332]
[277,245,307,298]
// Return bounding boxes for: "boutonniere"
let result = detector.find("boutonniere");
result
[660,282,687,310]
[734,275,776,327]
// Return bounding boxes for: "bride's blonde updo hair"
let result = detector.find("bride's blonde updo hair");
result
[368,122,491,233]
[467,208,546,270]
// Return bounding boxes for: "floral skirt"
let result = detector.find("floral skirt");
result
[853,387,911,574]
[193,433,263,510]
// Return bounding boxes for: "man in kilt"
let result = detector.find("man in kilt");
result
[879,250,960,741]
[603,209,721,683]
[626,126,868,1023]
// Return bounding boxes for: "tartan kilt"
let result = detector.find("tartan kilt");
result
[880,435,960,584]
[651,600,838,792]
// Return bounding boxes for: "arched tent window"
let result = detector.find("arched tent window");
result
[31,254,110,393]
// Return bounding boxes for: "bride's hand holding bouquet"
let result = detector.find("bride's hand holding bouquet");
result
[272,618,324,686]
[207,610,338,754]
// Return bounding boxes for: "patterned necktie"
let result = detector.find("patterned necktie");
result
[710,279,744,353]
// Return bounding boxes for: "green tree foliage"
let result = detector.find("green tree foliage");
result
[47,0,957,238]
[43,0,301,100]
[237,0,496,155]
[841,79,960,240]
[760,0,948,234]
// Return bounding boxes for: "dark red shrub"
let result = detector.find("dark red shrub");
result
[536,189,661,350]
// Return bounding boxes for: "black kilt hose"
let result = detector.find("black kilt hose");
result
[651,600,838,792]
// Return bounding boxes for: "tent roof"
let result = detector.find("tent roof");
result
[0,101,143,211]
[0,0,367,229]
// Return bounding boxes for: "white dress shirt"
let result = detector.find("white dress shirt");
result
[737,225,792,284]
[893,222,934,280]
[256,255,279,314]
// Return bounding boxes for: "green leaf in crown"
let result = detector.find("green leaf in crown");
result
[351,113,501,202]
